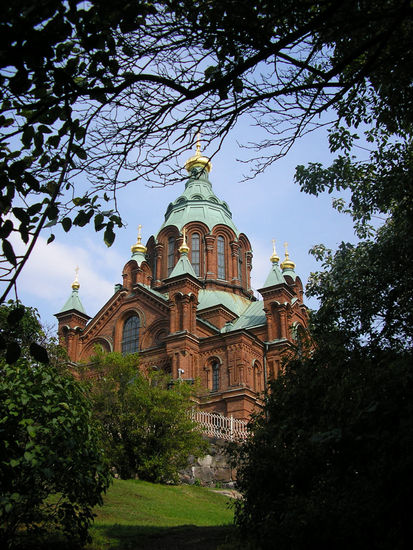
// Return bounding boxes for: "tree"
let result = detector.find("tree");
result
[2,1,411,302]
[0,305,111,548]
[212,3,412,547]
[229,0,413,541]
[83,350,208,483]
[232,350,413,550]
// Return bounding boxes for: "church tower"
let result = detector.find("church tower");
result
[55,142,308,419]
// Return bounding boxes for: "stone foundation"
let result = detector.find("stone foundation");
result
[179,436,237,488]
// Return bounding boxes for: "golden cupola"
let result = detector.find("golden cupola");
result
[131,225,147,255]
[184,132,212,173]
[280,242,296,271]
[72,266,80,290]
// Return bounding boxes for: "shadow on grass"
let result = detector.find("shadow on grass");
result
[91,523,235,550]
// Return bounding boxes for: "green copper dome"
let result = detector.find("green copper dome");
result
[157,166,239,236]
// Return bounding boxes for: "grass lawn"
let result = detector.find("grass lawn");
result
[87,479,235,550]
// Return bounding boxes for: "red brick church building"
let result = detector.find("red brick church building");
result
[56,144,308,420]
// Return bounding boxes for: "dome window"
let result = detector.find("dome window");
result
[191,232,201,276]
[167,236,175,276]
[217,236,226,280]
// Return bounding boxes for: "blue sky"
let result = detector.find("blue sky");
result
[8,118,356,331]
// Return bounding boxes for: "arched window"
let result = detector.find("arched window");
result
[212,362,220,392]
[122,315,140,354]
[253,360,262,393]
[191,232,200,276]
[167,236,175,276]
[217,236,225,279]
[238,249,243,285]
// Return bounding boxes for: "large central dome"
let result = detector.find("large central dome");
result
[157,165,239,236]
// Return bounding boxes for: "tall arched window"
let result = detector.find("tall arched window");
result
[191,232,200,276]
[167,236,175,276]
[217,236,225,279]
[122,315,140,354]
[212,362,220,392]
[238,249,243,285]
[253,360,262,393]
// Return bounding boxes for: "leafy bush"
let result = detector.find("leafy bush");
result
[0,358,111,548]
[232,350,413,550]
[84,350,208,483]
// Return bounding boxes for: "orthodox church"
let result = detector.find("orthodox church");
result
[56,143,308,420]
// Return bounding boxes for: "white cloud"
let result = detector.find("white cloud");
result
[13,235,125,328]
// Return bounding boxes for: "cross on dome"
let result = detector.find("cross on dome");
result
[179,227,190,255]
[281,242,296,271]
[131,224,147,254]
[270,239,280,264]
[72,266,80,290]
[184,130,212,173]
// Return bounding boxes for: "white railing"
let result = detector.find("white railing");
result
[191,409,248,441]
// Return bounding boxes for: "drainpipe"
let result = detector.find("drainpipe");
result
[263,342,268,391]
[263,342,269,421]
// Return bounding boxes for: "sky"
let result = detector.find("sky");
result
[5,117,357,332]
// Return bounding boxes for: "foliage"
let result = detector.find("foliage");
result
[232,349,413,550]
[0,300,42,357]
[224,3,413,548]
[2,1,412,301]
[0,358,111,548]
[0,300,71,375]
[83,350,208,483]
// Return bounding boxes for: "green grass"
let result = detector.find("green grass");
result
[87,479,235,549]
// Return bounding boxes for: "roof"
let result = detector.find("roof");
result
[59,288,87,315]
[197,289,252,317]
[130,250,147,266]
[282,267,298,281]
[136,283,169,301]
[262,262,285,288]
[169,252,197,278]
[158,167,239,236]
[225,301,266,332]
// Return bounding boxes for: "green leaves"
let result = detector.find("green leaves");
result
[5,341,21,364]
[2,239,16,266]
[0,302,50,365]
[73,209,93,227]
[7,305,25,325]
[104,223,116,247]
[29,342,49,364]
[9,69,31,95]
[72,144,87,160]
[232,351,413,550]
[61,217,72,232]
[0,358,111,546]
[94,213,104,231]
[85,350,207,482]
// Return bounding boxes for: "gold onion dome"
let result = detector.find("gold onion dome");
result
[184,132,212,173]
[270,239,280,264]
[179,228,190,254]
[72,266,80,290]
[131,225,147,254]
[280,242,296,271]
